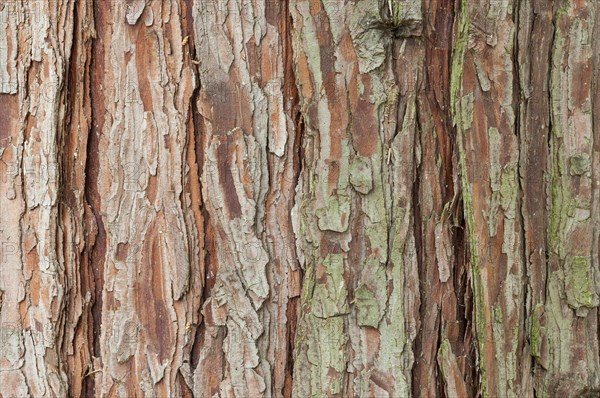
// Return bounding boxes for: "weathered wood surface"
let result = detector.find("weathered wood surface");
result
[0,0,598,397]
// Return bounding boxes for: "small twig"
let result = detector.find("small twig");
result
[83,368,102,379]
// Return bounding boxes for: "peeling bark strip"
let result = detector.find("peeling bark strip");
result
[0,0,598,397]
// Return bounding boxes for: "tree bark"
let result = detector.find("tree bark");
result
[0,0,598,397]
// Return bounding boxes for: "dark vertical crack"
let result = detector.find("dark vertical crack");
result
[181,0,206,375]
[282,0,303,395]
[82,1,108,396]
[188,87,205,374]
[53,6,75,397]
[590,0,600,381]
[410,103,425,397]
[411,0,477,395]
[60,0,87,394]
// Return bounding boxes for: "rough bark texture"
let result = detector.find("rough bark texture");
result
[0,0,598,397]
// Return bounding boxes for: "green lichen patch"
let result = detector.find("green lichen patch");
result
[565,256,599,316]
[385,0,422,38]
[568,154,591,176]
[450,0,470,125]
[390,0,422,27]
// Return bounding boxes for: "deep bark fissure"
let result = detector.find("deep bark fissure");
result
[283,0,303,388]
[512,3,532,386]
[185,0,205,375]
[83,3,106,393]
[542,6,555,313]
[595,13,600,382]
[411,107,425,397]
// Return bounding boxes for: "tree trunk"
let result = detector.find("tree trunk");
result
[0,0,598,397]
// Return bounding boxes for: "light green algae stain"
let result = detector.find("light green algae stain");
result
[437,337,453,389]
[487,128,502,235]
[548,181,569,258]
[376,222,412,396]
[317,144,351,232]
[488,128,502,193]
[295,254,348,397]
[362,148,388,264]
[312,254,350,318]
[544,273,576,375]
[491,304,518,393]
[438,337,451,359]
[460,93,474,131]
[450,0,470,126]
[500,165,518,218]
[349,156,373,194]
[349,0,388,74]
[305,316,347,397]
[366,224,388,262]
[316,196,351,233]
[389,0,422,38]
[391,0,422,26]
[530,304,545,361]
[355,283,381,327]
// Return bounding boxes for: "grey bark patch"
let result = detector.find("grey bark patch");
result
[125,0,146,25]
